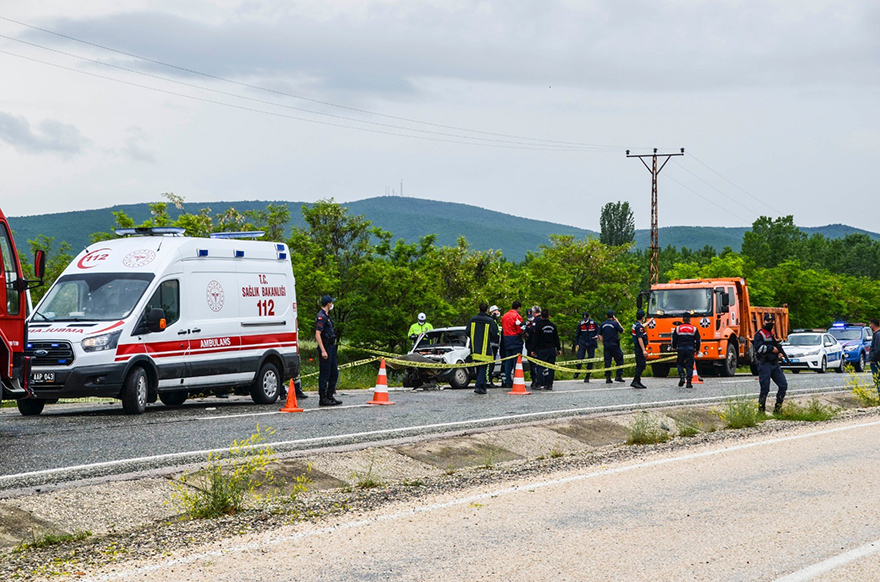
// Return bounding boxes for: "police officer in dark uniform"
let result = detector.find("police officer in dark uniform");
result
[469,302,499,395]
[315,295,342,407]
[573,311,599,382]
[754,313,788,414]
[672,314,701,388]
[531,309,562,390]
[600,310,625,384]
[524,306,542,389]
[631,310,648,389]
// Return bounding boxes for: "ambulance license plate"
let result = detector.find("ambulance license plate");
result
[31,373,55,384]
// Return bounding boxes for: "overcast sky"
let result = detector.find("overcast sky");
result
[1,1,878,233]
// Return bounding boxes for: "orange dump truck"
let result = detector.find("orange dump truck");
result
[637,278,788,377]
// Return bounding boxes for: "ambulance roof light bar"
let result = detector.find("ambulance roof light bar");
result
[209,231,265,240]
[115,227,186,237]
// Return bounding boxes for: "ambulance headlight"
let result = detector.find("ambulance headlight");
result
[82,330,122,352]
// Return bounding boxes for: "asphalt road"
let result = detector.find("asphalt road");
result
[0,370,863,489]
[81,415,880,582]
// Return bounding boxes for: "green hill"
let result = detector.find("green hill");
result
[8,197,879,261]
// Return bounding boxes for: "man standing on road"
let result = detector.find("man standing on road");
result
[469,302,499,395]
[316,295,342,407]
[501,301,524,388]
[672,314,701,389]
[600,310,625,384]
[754,313,788,414]
[531,309,562,390]
[631,310,648,389]
[525,305,542,389]
[868,318,880,394]
[573,311,599,382]
[487,305,502,387]
[407,312,433,343]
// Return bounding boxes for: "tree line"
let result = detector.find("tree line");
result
[22,196,880,350]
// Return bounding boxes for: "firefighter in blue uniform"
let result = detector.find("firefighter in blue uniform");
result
[600,310,625,384]
[672,314,701,388]
[469,302,500,395]
[754,313,788,414]
[631,310,648,389]
[573,311,599,382]
[315,295,342,406]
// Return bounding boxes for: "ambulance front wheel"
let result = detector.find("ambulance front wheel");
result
[252,362,281,404]
[121,367,149,415]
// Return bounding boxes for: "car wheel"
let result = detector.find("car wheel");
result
[856,352,866,373]
[17,399,45,416]
[835,353,846,373]
[251,362,280,404]
[817,356,827,374]
[651,364,671,378]
[448,365,470,389]
[720,342,737,377]
[121,367,149,414]
[159,391,188,406]
[791,369,800,374]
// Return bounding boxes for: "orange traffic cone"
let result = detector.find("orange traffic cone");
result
[279,379,303,413]
[367,358,395,405]
[691,362,703,385]
[508,355,531,395]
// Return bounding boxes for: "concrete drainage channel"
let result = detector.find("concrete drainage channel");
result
[0,389,859,553]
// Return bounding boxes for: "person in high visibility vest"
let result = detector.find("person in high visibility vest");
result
[408,312,434,343]
[469,302,499,395]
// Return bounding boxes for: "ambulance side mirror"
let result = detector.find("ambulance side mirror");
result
[147,308,167,333]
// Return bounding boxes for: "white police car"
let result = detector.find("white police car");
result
[781,331,845,373]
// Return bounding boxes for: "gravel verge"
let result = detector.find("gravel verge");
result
[2,399,876,582]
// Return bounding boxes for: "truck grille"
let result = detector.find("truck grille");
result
[659,333,673,339]
[26,341,75,367]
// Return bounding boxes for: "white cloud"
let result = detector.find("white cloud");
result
[0,112,89,156]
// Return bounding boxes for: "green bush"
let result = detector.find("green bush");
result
[775,398,838,422]
[714,395,762,429]
[626,413,672,445]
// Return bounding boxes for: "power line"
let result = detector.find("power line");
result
[0,48,612,153]
[0,32,614,151]
[687,151,785,215]
[662,172,754,224]
[0,14,625,151]
[670,160,764,218]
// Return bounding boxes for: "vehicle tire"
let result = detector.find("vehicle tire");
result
[17,399,45,416]
[720,342,737,377]
[121,367,149,414]
[651,364,671,378]
[791,369,800,374]
[836,354,845,373]
[448,365,470,389]
[251,362,281,404]
[159,391,188,406]
[856,352,866,373]
[817,356,827,374]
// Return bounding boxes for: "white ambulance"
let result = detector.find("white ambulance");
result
[21,228,299,415]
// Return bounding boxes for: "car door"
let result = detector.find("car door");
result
[141,278,190,389]
[824,334,841,364]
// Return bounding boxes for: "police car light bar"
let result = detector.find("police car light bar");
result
[115,227,186,237]
[832,322,846,327]
[209,231,265,239]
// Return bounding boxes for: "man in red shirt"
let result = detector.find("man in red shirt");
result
[500,300,524,388]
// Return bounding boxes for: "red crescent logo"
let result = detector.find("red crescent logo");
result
[77,248,111,269]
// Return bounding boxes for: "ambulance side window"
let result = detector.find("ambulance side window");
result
[145,280,180,327]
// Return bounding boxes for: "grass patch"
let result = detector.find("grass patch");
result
[626,413,672,445]
[401,478,425,487]
[847,369,880,407]
[171,425,278,519]
[549,449,564,458]
[775,398,839,422]
[353,456,384,489]
[675,415,701,437]
[14,530,92,551]
[713,394,762,429]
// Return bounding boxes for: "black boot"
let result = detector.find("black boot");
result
[573,372,580,379]
[584,375,590,383]
[295,387,309,399]
[758,398,767,414]
[773,400,783,415]
[678,377,685,387]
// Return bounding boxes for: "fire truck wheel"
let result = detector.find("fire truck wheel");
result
[720,342,737,377]
[159,391,188,406]
[651,364,671,378]
[17,399,45,416]
[251,362,281,404]
[121,367,149,414]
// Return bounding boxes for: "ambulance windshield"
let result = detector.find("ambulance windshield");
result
[34,272,154,322]
[648,288,713,316]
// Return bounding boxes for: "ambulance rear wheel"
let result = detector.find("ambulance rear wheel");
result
[17,399,45,416]
[252,362,281,404]
[159,391,188,406]
[121,367,149,414]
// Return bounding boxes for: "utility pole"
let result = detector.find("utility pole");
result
[626,147,685,285]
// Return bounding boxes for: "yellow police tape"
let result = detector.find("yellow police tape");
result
[356,347,520,369]
[297,356,381,380]
[525,354,677,375]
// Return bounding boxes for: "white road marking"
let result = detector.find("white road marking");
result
[81,417,880,582]
[197,404,370,421]
[773,538,880,581]
[0,386,847,484]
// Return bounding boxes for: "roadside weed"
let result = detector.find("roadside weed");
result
[674,415,701,437]
[14,530,92,552]
[353,456,384,489]
[172,425,277,519]
[847,369,879,407]
[549,449,565,458]
[775,398,839,422]
[626,413,671,445]
[713,395,762,429]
